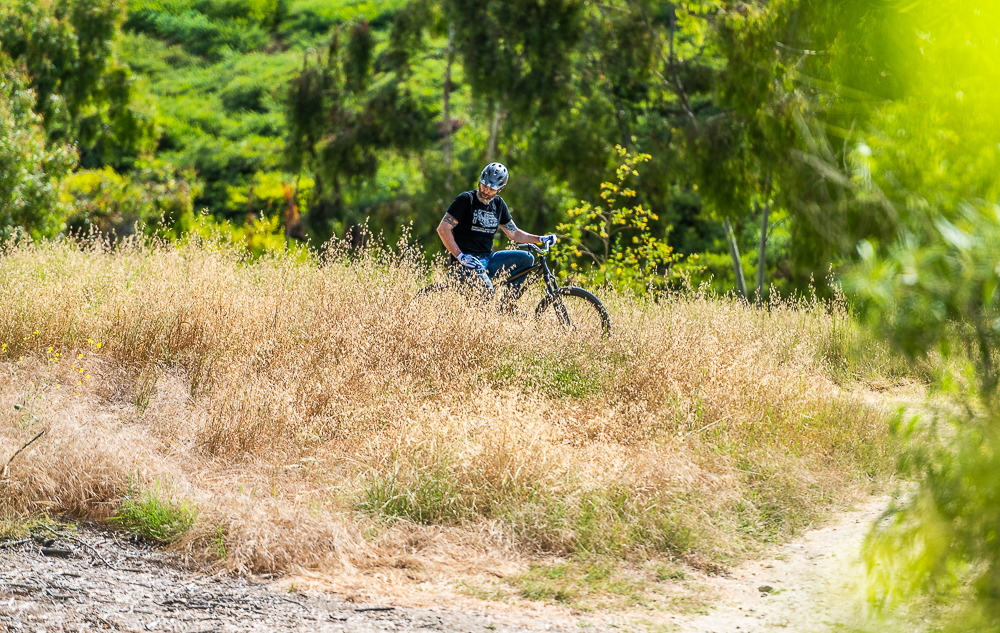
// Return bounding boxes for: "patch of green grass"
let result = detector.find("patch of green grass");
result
[0,515,74,540]
[519,579,578,603]
[508,487,702,557]
[359,453,705,558]
[212,525,227,559]
[546,362,603,398]
[110,481,197,544]
[458,558,709,613]
[457,581,510,602]
[511,560,651,609]
[488,356,604,398]
[652,562,687,582]
[540,559,706,614]
[358,459,470,525]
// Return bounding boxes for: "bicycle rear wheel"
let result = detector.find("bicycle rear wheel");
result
[535,287,611,339]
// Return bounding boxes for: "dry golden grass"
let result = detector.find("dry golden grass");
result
[0,236,898,600]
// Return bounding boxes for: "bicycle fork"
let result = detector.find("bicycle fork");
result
[540,259,572,328]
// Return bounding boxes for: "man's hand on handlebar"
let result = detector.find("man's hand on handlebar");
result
[539,234,558,249]
[516,239,555,254]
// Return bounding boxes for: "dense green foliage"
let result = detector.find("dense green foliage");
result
[553,146,680,292]
[0,56,76,238]
[0,0,994,297]
[0,0,156,170]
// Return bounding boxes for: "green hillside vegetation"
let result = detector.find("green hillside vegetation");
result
[3,0,812,295]
[118,0,414,229]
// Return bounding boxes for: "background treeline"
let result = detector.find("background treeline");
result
[0,0,891,296]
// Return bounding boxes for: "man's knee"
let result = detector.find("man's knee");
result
[510,251,534,269]
[491,250,534,275]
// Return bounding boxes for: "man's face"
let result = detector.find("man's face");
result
[477,182,501,204]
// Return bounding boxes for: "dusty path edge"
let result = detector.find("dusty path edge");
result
[673,494,892,633]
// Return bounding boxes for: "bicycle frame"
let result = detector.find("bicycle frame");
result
[497,247,578,329]
[494,246,561,303]
[500,255,559,301]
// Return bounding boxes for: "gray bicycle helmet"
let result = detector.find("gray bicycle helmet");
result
[479,162,509,190]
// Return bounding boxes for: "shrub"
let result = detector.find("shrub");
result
[111,481,196,544]
[61,159,202,238]
[220,77,271,114]
[554,146,678,293]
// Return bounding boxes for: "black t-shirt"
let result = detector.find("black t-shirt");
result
[446,191,512,257]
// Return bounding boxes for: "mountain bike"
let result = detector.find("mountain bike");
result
[411,243,611,339]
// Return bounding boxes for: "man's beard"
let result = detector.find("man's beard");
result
[476,189,496,204]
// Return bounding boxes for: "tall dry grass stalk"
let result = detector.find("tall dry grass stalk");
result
[0,236,897,582]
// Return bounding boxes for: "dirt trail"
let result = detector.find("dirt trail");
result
[0,498,890,632]
[674,496,889,633]
[0,527,577,632]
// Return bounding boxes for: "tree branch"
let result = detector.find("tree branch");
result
[666,12,699,129]
[631,1,699,129]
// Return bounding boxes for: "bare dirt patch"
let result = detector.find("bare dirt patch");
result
[0,525,581,632]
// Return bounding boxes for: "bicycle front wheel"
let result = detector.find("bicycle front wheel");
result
[535,287,611,340]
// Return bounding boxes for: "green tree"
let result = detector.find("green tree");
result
[444,0,585,160]
[0,0,156,171]
[0,55,77,238]
[285,19,438,244]
[554,146,677,292]
[517,0,799,294]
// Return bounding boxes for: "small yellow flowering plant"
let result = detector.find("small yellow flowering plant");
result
[553,146,677,293]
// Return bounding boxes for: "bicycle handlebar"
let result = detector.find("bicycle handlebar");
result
[517,243,549,255]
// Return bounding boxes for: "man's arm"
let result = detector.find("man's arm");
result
[436,213,463,257]
[499,219,543,244]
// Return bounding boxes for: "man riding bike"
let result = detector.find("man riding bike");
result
[436,162,557,307]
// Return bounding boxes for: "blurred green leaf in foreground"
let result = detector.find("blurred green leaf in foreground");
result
[827,0,1000,628]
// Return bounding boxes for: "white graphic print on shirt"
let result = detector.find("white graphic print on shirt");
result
[471,207,498,233]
